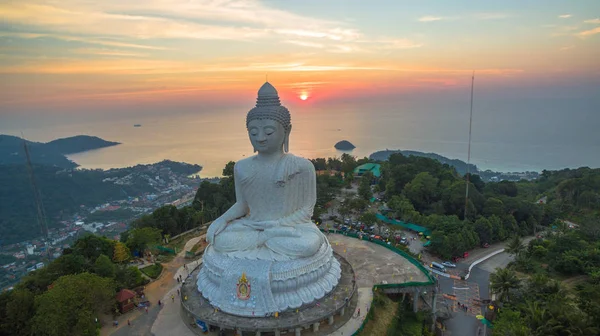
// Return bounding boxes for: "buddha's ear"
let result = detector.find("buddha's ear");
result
[284,125,291,153]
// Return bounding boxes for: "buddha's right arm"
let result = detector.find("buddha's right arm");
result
[217,201,247,223]
[218,164,248,223]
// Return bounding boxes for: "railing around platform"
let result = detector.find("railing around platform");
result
[320,229,436,336]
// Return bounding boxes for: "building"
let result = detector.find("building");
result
[353,163,381,178]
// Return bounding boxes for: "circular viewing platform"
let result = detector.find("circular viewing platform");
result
[181,253,356,335]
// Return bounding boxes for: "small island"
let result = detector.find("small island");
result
[334,140,356,150]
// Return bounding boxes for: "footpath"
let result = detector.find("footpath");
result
[328,288,373,336]
[104,235,205,336]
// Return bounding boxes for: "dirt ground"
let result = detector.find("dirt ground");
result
[100,235,205,335]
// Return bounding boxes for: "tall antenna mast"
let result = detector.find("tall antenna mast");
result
[464,72,475,220]
[22,135,50,247]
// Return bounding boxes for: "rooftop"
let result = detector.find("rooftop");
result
[353,163,381,178]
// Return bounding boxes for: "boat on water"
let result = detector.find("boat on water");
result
[134,124,142,127]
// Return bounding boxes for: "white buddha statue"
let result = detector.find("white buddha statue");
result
[206,83,323,261]
[197,82,341,316]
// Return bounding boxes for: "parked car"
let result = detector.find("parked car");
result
[441,261,456,268]
[430,262,447,272]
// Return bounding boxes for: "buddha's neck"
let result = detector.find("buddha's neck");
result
[255,150,285,163]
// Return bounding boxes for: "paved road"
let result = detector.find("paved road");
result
[438,236,534,335]
[112,305,162,336]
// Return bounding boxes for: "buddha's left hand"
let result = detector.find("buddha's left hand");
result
[244,220,279,230]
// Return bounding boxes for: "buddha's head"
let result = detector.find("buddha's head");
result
[246,82,292,154]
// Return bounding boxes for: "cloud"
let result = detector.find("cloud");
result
[474,12,511,20]
[559,14,572,19]
[0,58,390,75]
[274,28,361,41]
[284,40,324,49]
[376,39,423,50]
[0,32,169,50]
[584,18,600,24]
[418,16,444,22]
[576,27,600,37]
[0,1,351,43]
[71,48,148,57]
[550,26,580,37]
[1,0,424,58]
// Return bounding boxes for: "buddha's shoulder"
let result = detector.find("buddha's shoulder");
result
[234,157,255,171]
[234,154,314,172]
[283,154,315,172]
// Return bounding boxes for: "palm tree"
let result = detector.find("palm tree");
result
[521,301,561,336]
[490,268,521,302]
[505,235,525,257]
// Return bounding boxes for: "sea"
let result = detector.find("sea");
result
[2,96,599,177]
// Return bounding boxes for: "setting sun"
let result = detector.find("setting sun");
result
[300,94,308,101]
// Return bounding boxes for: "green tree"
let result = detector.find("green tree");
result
[483,197,505,217]
[3,289,35,336]
[403,172,439,212]
[358,172,374,200]
[18,254,88,294]
[339,205,351,222]
[126,227,162,253]
[359,212,378,226]
[505,235,525,257]
[310,158,327,171]
[94,254,115,278]
[490,268,521,302]
[387,195,415,220]
[348,198,368,214]
[31,273,115,336]
[72,234,115,261]
[492,308,532,336]
[222,161,235,177]
[115,266,146,290]
[340,153,357,176]
[474,217,493,244]
[112,241,131,263]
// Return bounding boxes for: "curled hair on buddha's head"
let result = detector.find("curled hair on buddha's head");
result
[246,106,292,133]
[246,82,292,152]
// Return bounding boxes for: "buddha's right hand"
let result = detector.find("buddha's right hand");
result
[207,218,227,244]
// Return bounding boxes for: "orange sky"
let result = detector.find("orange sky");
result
[1,1,599,114]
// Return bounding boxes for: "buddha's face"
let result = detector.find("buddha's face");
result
[247,119,286,154]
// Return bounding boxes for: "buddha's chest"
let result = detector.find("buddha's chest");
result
[240,167,287,214]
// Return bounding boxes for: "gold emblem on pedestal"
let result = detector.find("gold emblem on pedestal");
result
[236,272,251,300]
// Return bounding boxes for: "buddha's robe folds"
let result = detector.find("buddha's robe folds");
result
[213,154,324,261]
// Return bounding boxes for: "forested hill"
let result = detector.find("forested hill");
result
[44,135,120,155]
[0,135,120,168]
[0,135,76,168]
[0,160,200,244]
[370,149,478,175]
